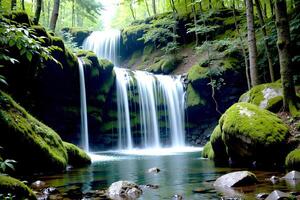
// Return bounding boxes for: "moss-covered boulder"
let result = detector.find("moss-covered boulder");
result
[148,55,181,74]
[63,142,91,167]
[61,27,92,46]
[219,102,289,165]
[202,142,214,159]
[0,175,36,200]
[285,149,300,170]
[239,82,283,112]
[4,11,32,26]
[0,92,68,173]
[210,125,228,161]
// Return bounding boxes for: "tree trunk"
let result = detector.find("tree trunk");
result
[129,1,136,20]
[184,0,188,12]
[152,0,156,15]
[269,0,274,16]
[144,0,151,16]
[208,0,212,9]
[34,0,42,25]
[255,0,275,82]
[21,0,25,10]
[11,0,16,10]
[275,0,297,113]
[245,0,260,86]
[191,0,199,45]
[72,0,75,27]
[233,0,251,89]
[49,0,60,31]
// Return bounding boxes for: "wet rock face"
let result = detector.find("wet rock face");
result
[213,171,258,188]
[107,181,142,200]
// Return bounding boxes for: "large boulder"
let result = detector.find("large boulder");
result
[0,175,36,200]
[219,102,289,165]
[239,82,283,112]
[107,181,142,200]
[63,142,91,167]
[209,125,228,161]
[285,149,300,170]
[213,171,258,187]
[0,91,68,172]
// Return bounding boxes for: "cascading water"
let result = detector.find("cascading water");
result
[78,58,89,152]
[83,30,186,150]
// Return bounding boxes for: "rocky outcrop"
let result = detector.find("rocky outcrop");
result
[63,142,91,167]
[213,171,258,187]
[0,175,36,200]
[203,102,290,166]
[239,82,283,112]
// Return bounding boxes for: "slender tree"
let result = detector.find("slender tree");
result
[255,0,275,82]
[49,0,60,31]
[269,0,274,16]
[233,0,251,89]
[245,0,260,86]
[275,0,298,114]
[11,0,16,10]
[152,0,156,15]
[191,0,199,45]
[144,0,151,16]
[34,0,42,25]
[21,0,25,10]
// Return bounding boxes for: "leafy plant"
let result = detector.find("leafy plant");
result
[60,31,80,52]
[139,16,179,50]
[0,160,16,174]
[0,17,60,69]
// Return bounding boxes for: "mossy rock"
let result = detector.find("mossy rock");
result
[285,148,300,170]
[202,142,214,159]
[186,84,206,108]
[148,55,181,74]
[61,27,91,46]
[0,92,68,173]
[187,64,211,89]
[239,82,283,112]
[63,142,91,167]
[4,11,32,26]
[210,125,228,161]
[31,25,52,46]
[0,175,36,200]
[51,36,66,51]
[219,102,289,165]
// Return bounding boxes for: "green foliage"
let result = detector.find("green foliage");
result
[285,148,300,170]
[0,160,16,174]
[0,16,59,69]
[60,31,79,52]
[139,16,179,49]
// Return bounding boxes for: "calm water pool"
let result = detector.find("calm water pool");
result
[35,149,300,199]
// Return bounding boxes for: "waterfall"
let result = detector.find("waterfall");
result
[82,30,120,65]
[78,58,89,152]
[83,31,186,150]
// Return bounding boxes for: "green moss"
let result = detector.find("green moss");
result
[4,11,32,25]
[51,36,65,51]
[0,175,36,200]
[210,125,228,160]
[31,25,52,46]
[219,102,289,164]
[187,64,209,83]
[186,84,206,108]
[0,92,68,172]
[63,142,91,167]
[202,142,215,159]
[239,82,283,112]
[129,50,142,66]
[148,55,181,74]
[285,148,300,170]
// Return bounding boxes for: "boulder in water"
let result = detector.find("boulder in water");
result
[265,190,291,200]
[285,149,300,170]
[148,167,161,173]
[31,180,47,190]
[107,181,142,200]
[256,193,269,199]
[213,171,258,188]
[282,170,300,180]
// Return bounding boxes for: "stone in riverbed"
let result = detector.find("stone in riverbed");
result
[256,193,269,199]
[213,171,258,188]
[265,190,292,200]
[107,181,142,200]
[147,167,161,173]
[282,170,300,180]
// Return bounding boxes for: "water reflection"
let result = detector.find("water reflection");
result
[36,151,300,199]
